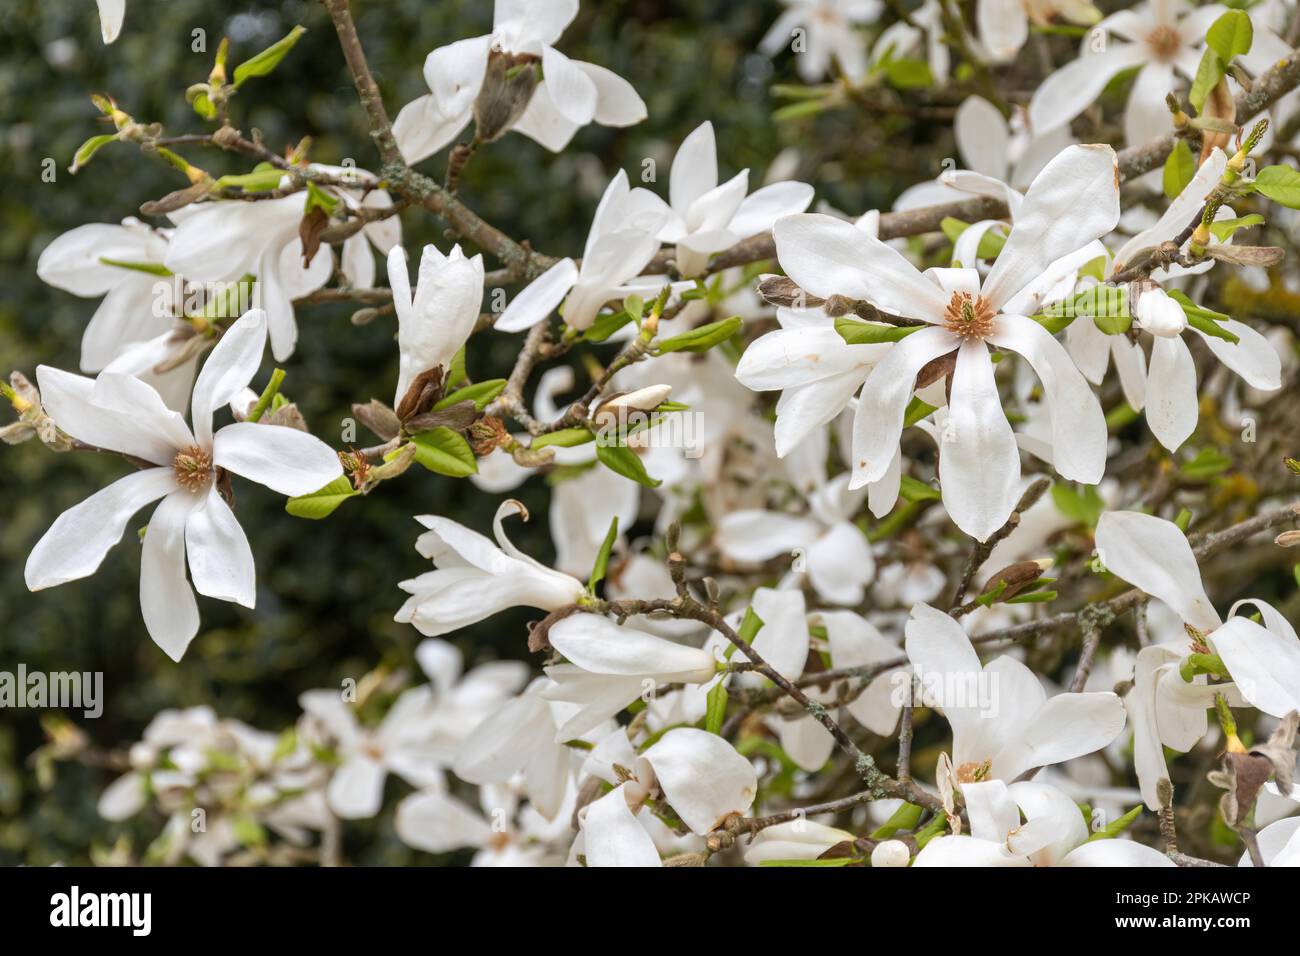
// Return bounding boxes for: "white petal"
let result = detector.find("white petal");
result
[540,45,598,126]
[185,484,255,608]
[955,96,1009,178]
[982,145,1120,309]
[806,521,874,606]
[849,326,959,485]
[140,490,202,662]
[939,342,1020,542]
[396,789,491,853]
[25,468,177,590]
[1095,511,1220,631]
[728,181,815,239]
[392,94,471,166]
[715,510,819,562]
[97,772,146,820]
[35,366,177,465]
[424,35,491,117]
[962,778,1019,842]
[746,587,810,681]
[190,310,268,447]
[1060,839,1177,866]
[1195,319,1282,392]
[1027,42,1148,134]
[642,728,757,834]
[992,692,1127,781]
[773,214,950,321]
[577,61,647,126]
[671,122,719,214]
[37,221,161,296]
[328,755,387,819]
[1209,617,1300,719]
[582,785,661,866]
[1125,62,1175,147]
[913,835,1028,866]
[495,258,579,332]
[1144,334,1198,451]
[989,314,1107,484]
[511,85,582,151]
[96,0,125,43]
[976,0,1028,63]
[212,421,344,497]
[547,614,716,683]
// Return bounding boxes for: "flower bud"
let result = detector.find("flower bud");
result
[1134,287,1187,338]
[871,839,911,867]
[591,385,673,428]
[473,51,540,143]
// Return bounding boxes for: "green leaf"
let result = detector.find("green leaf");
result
[1051,482,1105,527]
[941,217,1006,262]
[1162,140,1196,201]
[70,134,118,173]
[233,25,307,87]
[595,442,660,487]
[1252,165,1300,209]
[1092,309,1132,336]
[408,428,477,477]
[583,309,634,343]
[214,165,286,193]
[870,802,923,839]
[704,679,728,736]
[737,606,764,643]
[1088,805,1144,841]
[304,180,340,215]
[1180,446,1232,479]
[433,378,506,411]
[883,57,933,89]
[1206,10,1253,63]
[1189,48,1225,113]
[286,476,357,519]
[1208,214,1264,242]
[190,90,217,120]
[446,345,467,388]
[1166,289,1240,344]
[656,316,743,353]
[98,257,173,277]
[588,516,619,592]
[898,475,941,502]
[903,396,937,428]
[531,427,595,450]
[835,316,921,344]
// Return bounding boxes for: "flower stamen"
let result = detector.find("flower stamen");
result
[943,292,995,341]
[1146,25,1181,61]
[172,445,213,492]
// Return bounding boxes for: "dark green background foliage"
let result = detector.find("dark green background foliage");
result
[0,0,929,865]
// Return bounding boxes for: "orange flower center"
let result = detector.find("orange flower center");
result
[943,292,995,341]
[1146,25,1181,61]
[172,445,213,492]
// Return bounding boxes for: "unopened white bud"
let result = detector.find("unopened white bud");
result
[871,839,911,867]
[1134,288,1186,338]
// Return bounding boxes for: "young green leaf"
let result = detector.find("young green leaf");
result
[70,134,119,173]
[407,428,477,477]
[1188,48,1225,113]
[286,476,358,519]
[1251,165,1300,209]
[233,25,307,87]
[531,427,596,450]
[595,442,660,487]
[433,378,507,411]
[588,516,619,592]
[1162,140,1196,201]
[1205,10,1253,63]
[704,679,728,736]
[656,316,743,353]
[835,316,921,344]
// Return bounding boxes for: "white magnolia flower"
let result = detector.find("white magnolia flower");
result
[164,194,333,362]
[496,170,672,333]
[716,470,875,606]
[1096,511,1300,720]
[1029,0,1235,146]
[415,638,530,763]
[976,0,1100,64]
[24,310,343,660]
[97,0,124,43]
[759,0,882,83]
[773,145,1117,540]
[915,778,1174,866]
[396,499,587,637]
[541,613,719,739]
[392,0,646,164]
[1243,817,1300,866]
[308,165,401,290]
[36,218,199,406]
[299,686,441,819]
[1068,151,1282,451]
[578,728,757,865]
[659,122,813,277]
[905,603,1127,787]
[872,0,950,85]
[387,242,485,406]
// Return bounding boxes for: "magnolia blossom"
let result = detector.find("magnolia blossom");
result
[905,603,1127,788]
[164,195,333,362]
[414,638,530,764]
[1068,151,1282,451]
[1030,1,1233,146]
[872,0,950,85]
[578,727,756,867]
[392,0,646,164]
[976,0,1100,64]
[759,0,882,83]
[308,166,401,289]
[387,242,485,406]
[96,0,124,43]
[660,122,813,277]
[773,145,1117,540]
[1096,512,1300,747]
[396,499,587,637]
[24,310,343,660]
[744,820,857,864]
[542,613,719,739]
[915,778,1174,866]
[300,686,443,819]
[496,170,672,333]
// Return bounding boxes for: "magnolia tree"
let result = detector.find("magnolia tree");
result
[10,0,1300,868]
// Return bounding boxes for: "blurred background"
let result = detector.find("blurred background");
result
[0,0,942,865]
